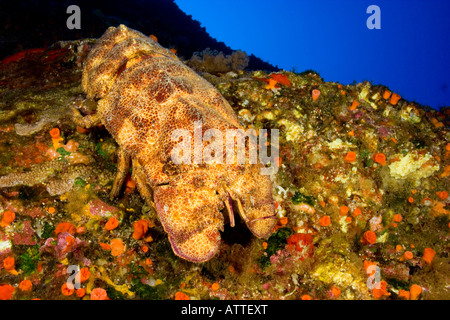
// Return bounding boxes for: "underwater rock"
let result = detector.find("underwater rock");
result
[14,106,68,136]
[45,165,90,196]
[388,151,439,180]
[0,28,448,300]
[0,160,64,188]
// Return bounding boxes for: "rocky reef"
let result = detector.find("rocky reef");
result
[0,38,448,300]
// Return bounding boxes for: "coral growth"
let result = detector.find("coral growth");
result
[0,29,448,300]
[187,48,249,74]
[0,160,64,188]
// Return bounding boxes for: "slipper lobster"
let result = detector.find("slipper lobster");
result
[76,25,277,262]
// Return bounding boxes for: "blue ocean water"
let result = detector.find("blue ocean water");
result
[175,0,450,110]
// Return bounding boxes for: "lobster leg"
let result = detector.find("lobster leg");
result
[70,107,102,128]
[110,147,130,199]
[224,192,235,227]
[131,159,155,206]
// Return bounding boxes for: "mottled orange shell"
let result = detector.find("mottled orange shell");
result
[82,25,276,262]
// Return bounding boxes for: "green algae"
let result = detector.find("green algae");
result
[126,263,166,300]
[258,228,293,269]
[56,147,71,159]
[16,245,40,276]
[291,191,315,206]
[105,285,126,300]
[40,222,55,239]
